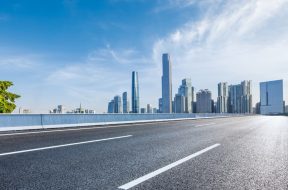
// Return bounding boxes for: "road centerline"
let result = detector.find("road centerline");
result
[0,135,132,157]
[118,143,221,190]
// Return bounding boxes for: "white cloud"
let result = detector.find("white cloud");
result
[152,0,288,104]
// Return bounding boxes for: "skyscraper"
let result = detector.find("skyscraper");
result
[162,53,172,113]
[178,78,193,113]
[174,94,186,113]
[158,98,163,113]
[196,89,212,113]
[228,80,252,113]
[108,100,115,113]
[132,71,139,113]
[260,80,284,115]
[114,95,122,113]
[217,82,228,113]
[147,104,152,113]
[122,92,130,113]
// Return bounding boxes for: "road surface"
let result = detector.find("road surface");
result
[0,116,287,189]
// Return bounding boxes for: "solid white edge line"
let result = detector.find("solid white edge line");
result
[118,143,221,190]
[0,135,132,157]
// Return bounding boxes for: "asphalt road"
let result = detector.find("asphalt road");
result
[0,116,287,190]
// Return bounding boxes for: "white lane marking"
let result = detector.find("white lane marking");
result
[194,123,216,127]
[118,143,220,190]
[0,135,132,157]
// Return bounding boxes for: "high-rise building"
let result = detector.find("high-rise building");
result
[147,104,152,113]
[217,82,228,113]
[228,80,252,113]
[108,100,115,113]
[114,95,122,113]
[122,92,130,113]
[158,98,163,113]
[140,108,146,113]
[260,80,284,115]
[161,53,172,113]
[132,71,139,113]
[174,94,186,113]
[178,78,193,113]
[196,89,212,113]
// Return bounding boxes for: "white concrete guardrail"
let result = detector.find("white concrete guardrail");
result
[0,113,245,132]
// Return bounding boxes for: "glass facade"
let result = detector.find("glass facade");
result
[260,80,283,115]
[132,71,139,113]
[161,53,172,113]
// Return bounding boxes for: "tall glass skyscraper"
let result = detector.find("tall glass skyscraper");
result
[178,78,193,113]
[228,80,252,113]
[161,53,172,113]
[132,71,139,113]
[217,82,228,113]
[122,92,130,113]
[260,80,284,115]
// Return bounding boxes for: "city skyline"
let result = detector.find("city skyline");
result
[1,1,288,113]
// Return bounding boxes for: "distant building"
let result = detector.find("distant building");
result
[132,71,140,113]
[178,78,193,113]
[108,100,115,113]
[147,104,152,113]
[217,82,228,113]
[255,102,260,114]
[140,108,146,113]
[22,109,31,114]
[153,108,157,114]
[196,89,212,113]
[228,80,252,113]
[122,92,130,113]
[260,80,284,115]
[50,105,66,114]
[162,53,172,113]
[174,94,186,113]
[158,98,163,113]
[285,105,288,114]
[113,95,122,113]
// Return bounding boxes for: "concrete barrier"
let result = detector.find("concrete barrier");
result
[0,113,242,132]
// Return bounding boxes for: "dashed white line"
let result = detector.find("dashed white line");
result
[118,143,221,190]
[0,135,132,157]
[194,123,216,127]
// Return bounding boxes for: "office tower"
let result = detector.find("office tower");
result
[153,108,157,114]
[158,98,163,113]
[113,95,122,113]
[196,89,212,113]
[241,80,252,113]
[217,82,228,113]
[132,71,140,113]
[147,104,152,113]
[174,94,186,113]
[108,100,115,113]
[178,78,193,113]
[260,80,284,115]
[140,108,146,113]
[122,92,130,113]
[161,53,172,113]
[255,102,261,114]
[228,80,252,114]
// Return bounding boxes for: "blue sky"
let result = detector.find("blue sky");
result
[1,0,288,113]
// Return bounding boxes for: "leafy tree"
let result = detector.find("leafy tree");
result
[0,81,20,113]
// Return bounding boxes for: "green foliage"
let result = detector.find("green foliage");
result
[0,81,21,113]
